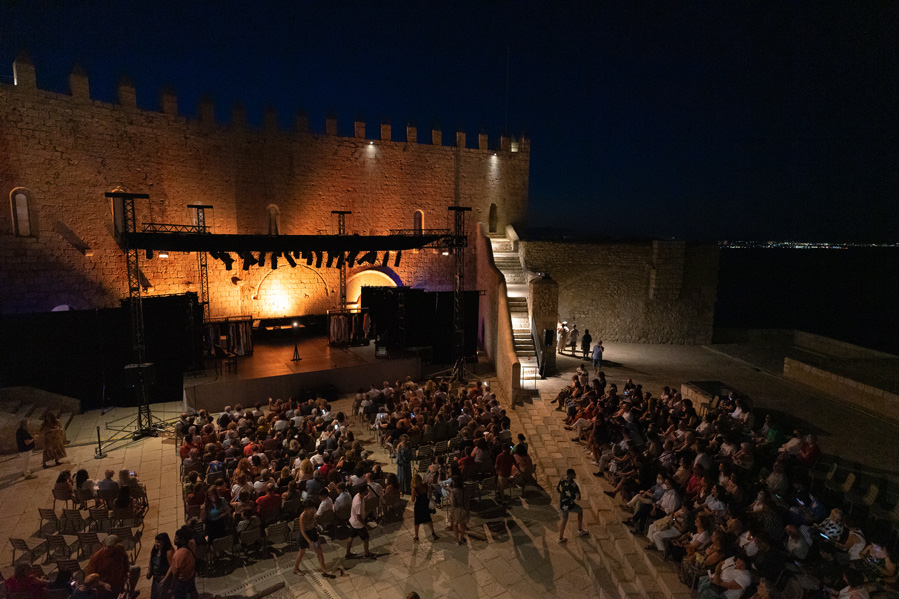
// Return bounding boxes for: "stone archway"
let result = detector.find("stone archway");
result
[346,268,400,307]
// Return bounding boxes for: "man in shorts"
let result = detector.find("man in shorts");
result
[345,485,376,559]
[557,468,588,542]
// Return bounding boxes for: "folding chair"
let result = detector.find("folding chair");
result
[281,498,301,521]
[45,534,78,562]
[265,521,291,554]
[479,476,498,504]
[38,508,61,533]
[9,537,47,565]
[52,488,75,511]
[316,510,336,539]
[129,485,149,510]
[53,558,84,582]
[62,509,87,534]
[210,534,236,569]
[96,488,118,510]
[238,527,263,560]
[74,489,96,510]
[76,532,104,560]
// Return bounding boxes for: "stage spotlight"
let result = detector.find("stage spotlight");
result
[159,251,169,259]
[315,252,323,268]
[209,251,220,261]
[394,250,402,267]
[346,250,359,268]
[284,253,297,267]
[305,251,314,266]
[220,252,234,270]
[381,251,390,267]
[358,250,376,265]
[326,252,337,268]
[335,252,345,268]
[270,253,278,269]
[258,251,266,266]
[239,252,255,270]
[146,249,154,259]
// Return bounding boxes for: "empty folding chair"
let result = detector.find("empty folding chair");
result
[89,508,112,533]
[114,508,137,528]
[62,509,86,534]
[826,469,856,504]
[9,537,47,565]
[210,534,235,568]
[265,521,291,554]
[845,481,879,516]
[45,534,77,562]
[281,498,301,522]
[868,493,899,527]
[38,508,61,533]
[96,488,118,510]
[808,458,838,492]
[316,510,336,539]
[76,532,104,560]
[480,476,498,504]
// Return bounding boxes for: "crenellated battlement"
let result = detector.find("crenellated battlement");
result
[4,54,530,153]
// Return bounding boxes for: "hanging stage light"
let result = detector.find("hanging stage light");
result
[358,250,377,265]
[394,250,402,267]
[220,252,234,271]
[305,251,314,266]
[240,252,255,270]
[326,252,337,268]
[315,252,323,268]
[346,250,359,268]
[284,253,297,267]
[381,251,390,267]
[258,251,266,266]
[335,252,345,268]
[270,252,278,269]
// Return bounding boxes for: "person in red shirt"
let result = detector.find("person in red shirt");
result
[179,434,196,460]
[797,434,822,468]
[494,445,518,505]
[5,563,48,598]
[255,483,282,524]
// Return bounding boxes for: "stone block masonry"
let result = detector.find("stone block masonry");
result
[520,239,718,344]
[0,58,530,318]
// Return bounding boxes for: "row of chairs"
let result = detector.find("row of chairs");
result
[5,563,73,599]
[9,525,141,567]
[53,485,149,513]
[39,506,142,536]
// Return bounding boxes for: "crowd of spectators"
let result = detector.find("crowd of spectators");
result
[554,364,897,598]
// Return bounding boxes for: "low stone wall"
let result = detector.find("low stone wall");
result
[784,357,899,424]
[793,331,897,360]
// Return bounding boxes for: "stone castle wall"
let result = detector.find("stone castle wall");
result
[0,58,530,318]
[520,239,719,344]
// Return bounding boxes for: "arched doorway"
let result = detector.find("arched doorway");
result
[488,203,498,233]
[346,269,400,308]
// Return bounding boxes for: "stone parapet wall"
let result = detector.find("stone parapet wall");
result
[784,357,899,424]
[520,239,718,344]
[0,58,530,319]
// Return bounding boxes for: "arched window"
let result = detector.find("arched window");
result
[413,210,423,235]
[267,204,280,235]
[10,188,32,236]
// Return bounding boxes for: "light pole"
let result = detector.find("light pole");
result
[291,321,301,362]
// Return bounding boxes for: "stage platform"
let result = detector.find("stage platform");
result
[183,336,422,413]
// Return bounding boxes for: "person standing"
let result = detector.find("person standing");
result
[163,528,197,599]
[147,533,174,599]
[448,476,469,545]
[557,322,569,355]
[16,420,36,479]
[411,474,438,542]
[293,500,334,577]
[592,341,604,374]
[581,329,592,359]
[345,486,376,559]
[557,468,588,542]
[395,436,412,495]
[39,412,67,468]
[569,325,579,356]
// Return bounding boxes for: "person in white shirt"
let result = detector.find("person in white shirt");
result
[697,554,751,599]
[345,486,375,559]
[316,488,334,518]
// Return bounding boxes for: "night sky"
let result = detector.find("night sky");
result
[2,2,897,242]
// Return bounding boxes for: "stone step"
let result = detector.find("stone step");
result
[58,412,75,429]
[13,404,34,419]
[29,405,48,422]
[0,400,22,414]
[490,240,514,252]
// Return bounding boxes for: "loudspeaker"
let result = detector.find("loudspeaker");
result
[544,329,554,347]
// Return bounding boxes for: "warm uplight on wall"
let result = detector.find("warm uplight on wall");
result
[159,251,169,258]
[369,141,373,145]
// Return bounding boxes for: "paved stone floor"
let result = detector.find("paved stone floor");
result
[1,341,897,598]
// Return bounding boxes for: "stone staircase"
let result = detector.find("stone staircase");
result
[489,233,540,382]
[0,390,76,454]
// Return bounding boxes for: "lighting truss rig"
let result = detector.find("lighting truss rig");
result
[108,192,473,439]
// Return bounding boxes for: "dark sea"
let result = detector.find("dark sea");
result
[714,248,899,355]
